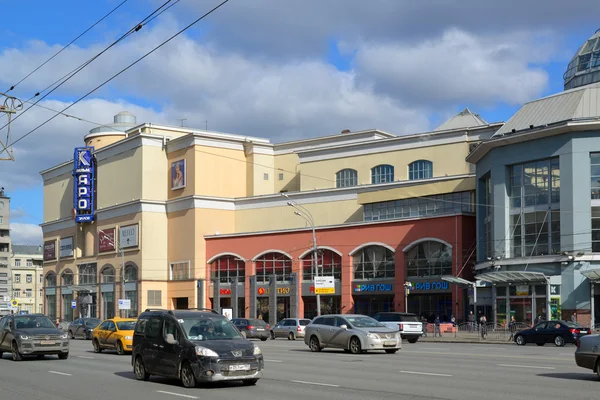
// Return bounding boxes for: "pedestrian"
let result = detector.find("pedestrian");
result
[571,312,577,323]
[480,314,487,339]
[434,315,442,337]
[468,311,476,332]
[508,316,516,341]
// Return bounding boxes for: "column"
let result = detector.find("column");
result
[492,286,497,324]
[394,250,406,313]
[546,279,552,322]
[491,165,509,259]
[591,282,595,327]
[341,253,353,314]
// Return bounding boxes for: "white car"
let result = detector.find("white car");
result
[372,312,423,343]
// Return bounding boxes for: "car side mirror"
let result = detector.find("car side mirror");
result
[340,324,348,330]
[165,333,178,345]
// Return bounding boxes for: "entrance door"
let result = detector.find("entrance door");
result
[256,298,290,323]
[174,297,189,310]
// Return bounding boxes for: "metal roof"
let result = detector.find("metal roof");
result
[476,271,548,284]
[441,275,475,287]
[581,267,600,281]
[434,108,488,132]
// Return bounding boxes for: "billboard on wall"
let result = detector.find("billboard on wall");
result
[98,228,116,252]
[72,146,95,223]
[43,240,56,261]
[59,237,73,258]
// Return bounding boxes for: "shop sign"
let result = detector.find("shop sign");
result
[412,281,449,291]
[257,286,291,295]
[220,288,231,295]
[516,285,529,296]
[59,237,73,258]
[73,146,95,223]
[550,285,560,295]
[98,228,116,252]
[43,240,56,261]
[353,283,393,293]
[119,224,139,248]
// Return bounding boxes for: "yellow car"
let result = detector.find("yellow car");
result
[91,318,137,355]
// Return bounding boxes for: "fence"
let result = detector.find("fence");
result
[422,322,532,341]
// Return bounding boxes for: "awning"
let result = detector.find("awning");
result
[581,267,600,281]
[476,271,548,284]
[441,275,475,287]
[64,285,96,292]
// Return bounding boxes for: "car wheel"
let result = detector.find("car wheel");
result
[93,339,102,353]
[11,342,23,361]
[288,332,295,341]
[242,379,259,386]
[349,337,362,354]
[116,341,125,355]
[58,352,69,360]
[515,335,526,346]
[385,349,398,354]
[260,337,268,341]
[554,336,565,347]
[408,338,418,344]
[134,356,150,381]
[270,331,275,340]
[180,362,197,389]
[309,336,321,352]
[536,343,545,346]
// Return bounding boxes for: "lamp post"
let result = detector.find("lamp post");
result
[281,193,321,316]
[99,231,126,318]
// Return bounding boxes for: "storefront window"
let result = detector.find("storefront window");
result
[301,249,341,281]
[211,256,245,284]
[101,266,116,283]
[255,252,292,283]
[125,290,138,318]
[78,263,97,285]
[63,293,73,322]
[303,296,340,319]
[46,294,57,321]
[103,292,115,320]
[353,245,395,280]
[405,241,452,278]
[61,271,73,286]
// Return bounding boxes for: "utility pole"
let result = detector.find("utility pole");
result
[0,92,23,161]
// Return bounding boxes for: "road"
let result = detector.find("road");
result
[0,338,597,400]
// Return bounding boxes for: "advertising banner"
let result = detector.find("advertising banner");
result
[59,237,73,258]
[43,240,56,261]
[72,146,95,223]
[98,228,116,252]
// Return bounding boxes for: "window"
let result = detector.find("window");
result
[14,260,21,267]
[408,160,433,180]
[78,263,97,285]
[39,274,43,284]
[124,265,138,282]
[301,249,341,280]
[26,260,32,267]
[335,169,358,188]
[101,266,115,283]
[14,274,20,283]
[62,272,74,286]
[147,290,162,306]
[98,321,110,331]
[164,318,179,341]
[353,245,395,280]
[26,274,32,283]
[263,173,269,180]
[25,289,32,298]
[13,290,20,298]
[371,165,394,184]
[255,252,292,283]
[170,262,190,280]
[146,318,162,338]
[509,158,560,257]
[278,173,284,181]
[592,208,600,252]
[134,318,148,335]
[211,256,245,284]
[406,241,452,278]
[482,175,493,259]
[591,153,600,199]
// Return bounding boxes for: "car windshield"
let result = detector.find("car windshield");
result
[248,319,267,326]
[84,318,101,328]
[179,316,242,341]
[346,316,386,328]
[116,321,136,330]
[14,315,55,329]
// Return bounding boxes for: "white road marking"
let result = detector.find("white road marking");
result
[156,390,198,399]
[48,371,72,376]
[77,355,94,359]
[290,380,340,387]
[496,364,555,370]
[399,370,453,377]
[265,359,283,363]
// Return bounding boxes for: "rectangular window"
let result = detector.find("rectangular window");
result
[13,290,19,298]
[14,274,20,283]
[14,260,21,267]
[591,153,600,199]
[147,290,162,307]
[278,173,284,181]
[263,173,269,180]
[170,262,190,281]
[592,207,600,252]
[26,260,32,267]
[26,274,32,283]
[25,289,32,298]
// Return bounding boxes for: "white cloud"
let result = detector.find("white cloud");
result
[10,222,42,245]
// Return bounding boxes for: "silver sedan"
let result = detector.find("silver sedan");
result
[304,314,401,354]
[575,333,600,380]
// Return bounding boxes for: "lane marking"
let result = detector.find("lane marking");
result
[77,356,94,359]
[48,371,72,376]
[290,380,340,387]
[496,364,555,370]
[399,370,453,377]
[156,391,198,399]
[265,359,283,363]
[400,350,570,362]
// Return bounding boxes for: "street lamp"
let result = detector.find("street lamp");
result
[98,231,126,318]
[281,193,321,316]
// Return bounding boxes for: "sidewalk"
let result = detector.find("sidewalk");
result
[417,335,515,345]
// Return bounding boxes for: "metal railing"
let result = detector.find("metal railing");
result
[422,321,533,341]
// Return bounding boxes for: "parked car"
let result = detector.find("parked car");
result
[91,317,137,355]
[574,333,600,380]
[0,314,69,361]
[514,320,591,346]
[372,312,423,343]
[304,314,401,354]
[269,318,311,340]
[68,317,102,340]
[132,308,264,388]
[231,318,269,341]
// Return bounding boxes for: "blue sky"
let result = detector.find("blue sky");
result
[1,0,600,244]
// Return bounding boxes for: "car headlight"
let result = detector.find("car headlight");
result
[253,344,262,355]
[19,335,30,340]
[367,333,380,340]
[60,333,68,340]
[124,336,133,340]
[195,346,219,357]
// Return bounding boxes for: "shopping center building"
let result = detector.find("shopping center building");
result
[40,109,499,325]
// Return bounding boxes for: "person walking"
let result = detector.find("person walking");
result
[508,316,516,342]
[434,315,442,338]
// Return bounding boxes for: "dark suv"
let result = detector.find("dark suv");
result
[131,308,264,388]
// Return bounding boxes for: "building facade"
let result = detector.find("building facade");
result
[10,245,44,315]
[41,110,499,324]
[0,188,11,314]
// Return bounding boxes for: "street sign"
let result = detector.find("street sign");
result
[9,299,18,309]
[118,299,131,310]
[71,300,77,309]
[314,276,335,295]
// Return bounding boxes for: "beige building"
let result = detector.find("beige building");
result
[10,245,44,315]
[41,109,502,321]
[0,188,11,313]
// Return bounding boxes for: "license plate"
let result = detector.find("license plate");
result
[580,331,588,334]
[256,328,264,331]
[229,364,250,371]
[384,341,396,347]
[40,340,55,345]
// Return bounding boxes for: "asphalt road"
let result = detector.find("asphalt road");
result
[0,338,597,400]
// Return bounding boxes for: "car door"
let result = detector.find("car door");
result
[95,321,109,345]
[532,322,548,344]
[544,321,561,343]
[318,317,337,345]
[329,317,351,348]
[0,317,10,350]
[105,321,118,348]
[142,317,163,374]
[156,317,181,377]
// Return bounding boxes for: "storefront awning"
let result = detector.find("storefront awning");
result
[581,268,600,281]
[64,285,96,292]
[441,275,475,287]
[476,271,548,284]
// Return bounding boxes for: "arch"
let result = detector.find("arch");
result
[210,254,246,284]
[349,242,395,256]
[251,249,293,262]
[207,252,245,264]
[124,262,138,282]
[45,271,57,287]
[335,168,358,188]
[408,159,433,180]
[402,237,453,253]
[352,244,395,280]
[101,264,116,283]
[298,246,343,259]
[61,269,74,286]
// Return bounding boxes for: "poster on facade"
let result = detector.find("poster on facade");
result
[59,237,73,258]
[119,224,139,248]
[314,276,335,294]
[98,228,116,252]
[43,240,56,261]
[171,159,186,190]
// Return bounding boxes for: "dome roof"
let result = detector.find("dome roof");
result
[564,29,600,90]
[85,111,137,138]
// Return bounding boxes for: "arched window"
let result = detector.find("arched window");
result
[78,263,97,285]
[409,160,433,180]
[371,165,394,184]
[405,241,452,278]
[255,252,292,283]
[353,245,395,280]
[211,256,245,284]
[61,270,73,286]
[45,273,57,287]
[101,265,116,283]
[301,249,341,281]
[336,169,358,188]
[124,264,138,282]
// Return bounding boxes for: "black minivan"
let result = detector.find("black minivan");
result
[131,308,264,388]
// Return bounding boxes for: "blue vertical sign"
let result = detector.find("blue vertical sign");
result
[73,146,95,223]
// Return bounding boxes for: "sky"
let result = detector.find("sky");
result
[0,0,599,245]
